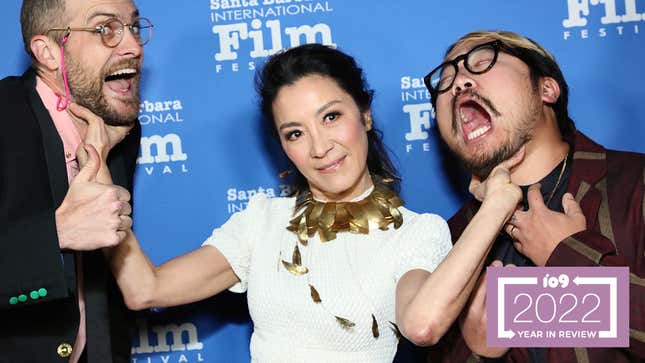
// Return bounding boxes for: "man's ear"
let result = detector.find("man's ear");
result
[540,77,560,104]
[30,35,60,72]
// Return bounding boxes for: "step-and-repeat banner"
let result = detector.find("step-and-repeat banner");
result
[2,1,643,362]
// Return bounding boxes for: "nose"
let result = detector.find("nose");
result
[451,71,476,97]
[309,128,333,158]
[116,28,143,58]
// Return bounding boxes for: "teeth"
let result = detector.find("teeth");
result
[108,68,137,77]
[460,109,468,123]
[467,125,491,140]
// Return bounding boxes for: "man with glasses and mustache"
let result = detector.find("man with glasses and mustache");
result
[0,0,152,362]
[422,31,644,362]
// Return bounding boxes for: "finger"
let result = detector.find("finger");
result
[468,175,483,200]
[70,102,132,146]
[68,102,101,127]
[500,145,526,170]
[488,162,512,180]
[76,142,89,168]
[511,224,525,241]
[116,230,127,243]
[506,263,517,267]
[113,186,131,202]
[509,209,528,227]
[562,193,583,218]
[108,123,135,140]
[118,215,133,231]
[469,174,482,188]
[73,144,100,183]
[510,211,518,224]
[490,260,503,267]
[527,183,546,210]
[486,145,527,181]
[119,201,133,216]
[505,223,516,238]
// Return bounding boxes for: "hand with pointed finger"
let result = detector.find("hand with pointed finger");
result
[469,146,525,215]
[68,102,132,162]
[460,260,513,358]
[505,185,586,266]
[55,144,133,250]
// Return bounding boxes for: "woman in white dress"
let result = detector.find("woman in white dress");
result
[87,44,522,362]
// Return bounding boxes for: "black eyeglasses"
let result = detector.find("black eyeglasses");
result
[424,40,514,95]
[46,17,153,48]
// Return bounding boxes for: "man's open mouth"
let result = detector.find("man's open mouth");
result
[457,98,493,142]
[104,68,138,94]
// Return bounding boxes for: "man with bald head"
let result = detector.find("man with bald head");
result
[0,0,151,362]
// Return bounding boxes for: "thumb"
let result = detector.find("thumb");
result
[73,144,100,183]
[500,145,526,171]
[468,175,484,201]
[527,183,546,209]
[67,102,96,127]
[562,192,584,219]
[486,146,526,183]
[490,259,503,267]
[76,142,89,168]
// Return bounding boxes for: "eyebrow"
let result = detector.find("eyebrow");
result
[278,121,301,131]
[316,100,341,115]
[87,9,140,22]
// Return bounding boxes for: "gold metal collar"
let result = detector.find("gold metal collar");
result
[286,184,404,244]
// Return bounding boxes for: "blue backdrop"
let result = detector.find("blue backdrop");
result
[2,1,644,362]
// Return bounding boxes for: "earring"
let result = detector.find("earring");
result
[365,116,373,131]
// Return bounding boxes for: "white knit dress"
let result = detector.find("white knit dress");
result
[202,190,452,363]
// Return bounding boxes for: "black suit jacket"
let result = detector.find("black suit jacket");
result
[0,69,141,363]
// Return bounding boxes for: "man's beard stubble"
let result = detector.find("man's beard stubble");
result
[459,133,529,179]
[65,56,140,126]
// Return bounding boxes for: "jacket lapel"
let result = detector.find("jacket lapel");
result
[22,69,69,207]
[566,132,608,241]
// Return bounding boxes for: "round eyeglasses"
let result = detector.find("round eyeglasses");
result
[424,40,512,95]
[46,17,153,48]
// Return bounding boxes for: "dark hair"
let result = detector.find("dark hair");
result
[21,0,67,59]
[431,31,575,140]
[256,43,400,193]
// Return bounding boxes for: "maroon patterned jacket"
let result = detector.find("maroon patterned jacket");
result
[426,131,645,363]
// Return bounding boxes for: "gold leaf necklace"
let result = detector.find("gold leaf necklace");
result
[280,182,404,338]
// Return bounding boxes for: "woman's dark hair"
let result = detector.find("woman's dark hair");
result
[256,43,400,193]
